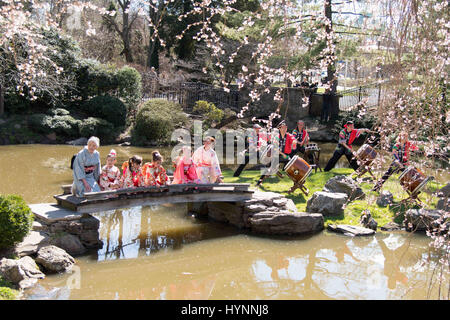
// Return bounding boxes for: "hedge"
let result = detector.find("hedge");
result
[81,95,127,127]
[0,194,34,249]
[133,99,187,144]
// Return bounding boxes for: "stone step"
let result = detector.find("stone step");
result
[327,224,376,236]
[29,203,83,223]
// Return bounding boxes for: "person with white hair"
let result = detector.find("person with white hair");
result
[72,136,102,197]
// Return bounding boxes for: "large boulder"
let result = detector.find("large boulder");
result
[436,183,450,211]
[14,231,50,257]
[50,233,86,256]
[308,129,335,142]
[35,245,75,273]
[376,190,394,207]
[207,202,245,228]
[437,183,450,198]
[323,175,365,201]
[404,209,449,232]
[306,191,348,216]
[380,221,402,231]
[249,211,324,235]
[0,256,45,289]
[46,215,101,249]
[248,190,284,206]
[436,198,450,211]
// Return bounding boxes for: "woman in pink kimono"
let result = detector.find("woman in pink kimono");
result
[99,149,121,191]
[173,146,200,184]
[142,151,170,186]
[192,137,223,184]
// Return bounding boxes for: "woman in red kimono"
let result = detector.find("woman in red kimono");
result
[142,151,170,186]
[120,155,145,188]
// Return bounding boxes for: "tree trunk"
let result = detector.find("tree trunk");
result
[121,6,134,63]
[324,0,337,94]
[0,84,4,116]
[122,32,134,63]
[147,5,160,70]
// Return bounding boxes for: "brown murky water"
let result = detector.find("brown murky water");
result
[0,144,448,300]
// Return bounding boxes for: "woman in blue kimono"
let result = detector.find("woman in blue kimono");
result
[72,136,102,197]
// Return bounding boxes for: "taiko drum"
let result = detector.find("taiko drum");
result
[398,166,428,195]
[355,144,377,167]
[284,155,312,185]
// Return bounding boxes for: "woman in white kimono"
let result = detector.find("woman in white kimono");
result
[72,136,102,197]
[192,137,223,184]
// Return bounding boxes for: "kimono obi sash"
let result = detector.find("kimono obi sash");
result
[197,162,212,167]
[84,165,95,174]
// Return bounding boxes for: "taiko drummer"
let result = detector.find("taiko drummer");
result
[324,121,371,172]
[256,120,295,187]
[372,130,418,191]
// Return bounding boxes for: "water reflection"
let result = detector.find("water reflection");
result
[244,233,440,300]
[25,227,445,300]
[92,204,239,262]
[22,199,446,300]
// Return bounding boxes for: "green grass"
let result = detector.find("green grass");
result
[0,276,19,300]
[222,168,443,228]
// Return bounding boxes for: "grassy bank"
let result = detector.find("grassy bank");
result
[222,168,442,228]
[0,276,19,300]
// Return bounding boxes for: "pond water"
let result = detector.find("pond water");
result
[0,144,447,300]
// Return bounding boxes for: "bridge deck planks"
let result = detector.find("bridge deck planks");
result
[54,183,253,214]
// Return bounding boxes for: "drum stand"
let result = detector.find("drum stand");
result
[287,181,309,196]
[352,165,376,180]
[256,169,284,187]
[305,149,321,173]
[399,176,434,206]
[352,156,376,180]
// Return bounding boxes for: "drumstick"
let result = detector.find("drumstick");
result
[293,137,309,146]
[278,150,290,159]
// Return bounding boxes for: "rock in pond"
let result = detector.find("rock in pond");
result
[249,211,324,235]
[404,209,449,232]
[35,245,75,273]
[327,224,376,237]
[0,256,45,289]
[380,221,403,232]
[66,137,88,146]
[50,233,86,256]
[14,231,50,257]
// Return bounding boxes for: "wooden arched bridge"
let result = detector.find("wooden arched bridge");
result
[52,183,253,214]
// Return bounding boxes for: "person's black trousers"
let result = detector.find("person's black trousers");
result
[257,154,291,185]
[233,154,250,177]
[324,146,359,171]
[374,161,405,189]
